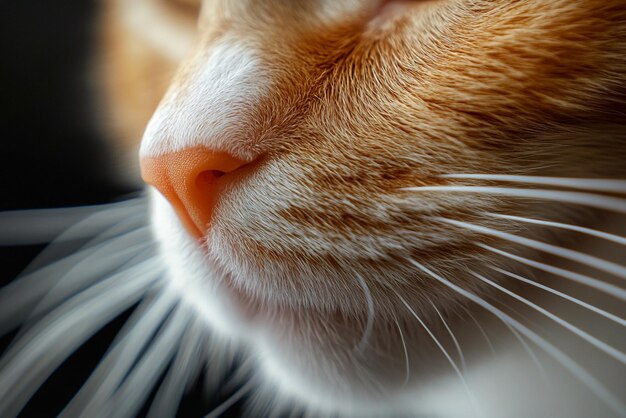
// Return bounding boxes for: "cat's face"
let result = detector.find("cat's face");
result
[112,0,626,414]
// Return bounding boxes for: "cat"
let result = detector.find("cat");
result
[1,0,626,417]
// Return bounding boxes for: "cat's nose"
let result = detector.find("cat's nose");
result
[140,148,249,238]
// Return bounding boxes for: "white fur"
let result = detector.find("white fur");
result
[150,190,255,341]
[140,41,270,160]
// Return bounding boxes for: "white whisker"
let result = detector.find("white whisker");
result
[204,380,255,418]
[458,305,496,355]
[408,259,626,417]
[355,273,375,353]
[490,213,626,246]
[480,244,626,301]
[0,227,154,334]
[436,217,626,279]
[395,292,480,417]
[20,212,147,280]
[101,304,193,418]
[0,259,164,418]
[429,299,466,372]
[403,186,626,213]
[440,175,626,193]
[61,289,178,417]
[27,239,155,322]
[490,266,626,327]
[146,318,206,418]
[0,198,147,246]
[460,287,547,381]
[488,303,549,383]
[391,311,410,387]
[469,271,626,365]
[75,213,148,250]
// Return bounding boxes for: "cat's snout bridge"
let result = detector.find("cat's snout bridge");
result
[140,148,249,238]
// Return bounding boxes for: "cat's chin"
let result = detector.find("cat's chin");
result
[150,190,259,338]
[149,190,424,414]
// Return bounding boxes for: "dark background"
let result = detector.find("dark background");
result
[0,1,244,416]
[0,0,124,213]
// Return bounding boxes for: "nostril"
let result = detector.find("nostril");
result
[196,170,226,189]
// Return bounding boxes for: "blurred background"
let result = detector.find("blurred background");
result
[0,0,126,213]
[0,0,128,281]
[0,1,133,416]
[0,1,242,416]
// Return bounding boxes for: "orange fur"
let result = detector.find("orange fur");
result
[99,0,626,415]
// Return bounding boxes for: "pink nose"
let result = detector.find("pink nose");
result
[140,147,249,238]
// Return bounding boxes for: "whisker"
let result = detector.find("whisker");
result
[73,213,148,250]
[489,266,626,327]
[429,298,466,372]
[13,243,157,350]
[0,227,154,334]
[435,217,626,279]
[204,380,255,418]
[487,302,549,383]
[20,209,147,277]
[489,213,626,246]
[146,318,206,418]
[458,305,496,356]
[60,288,178,417]
[0,198,146,246]
[202,341,244,400]
[395,292,480,417]
[460,286,548,381]
[27,240,156,323]
[101,304,193,418]
[469,271,626,365]
[480,244,626,301]
[408,259,626,417]
[403,186,626,213]
[391,311,410,387]
[440,175,626,193]
[355,273,375,353]
[0,259,164,418]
